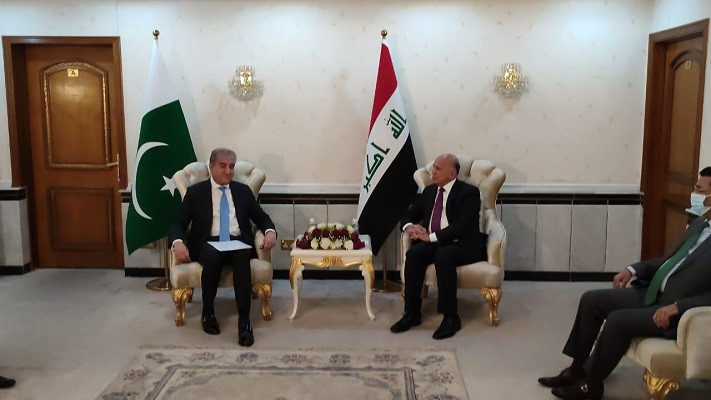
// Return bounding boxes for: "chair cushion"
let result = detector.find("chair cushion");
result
[170,259,273,289]
[627,337,685,380]
[424,261,504,288]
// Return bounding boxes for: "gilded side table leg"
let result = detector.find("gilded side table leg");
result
[252,283,273,321]
[480,287,501,327]
[643,369,679,400]
[172,287,193,326]
[360,257,376,321]
[289,257,305,321]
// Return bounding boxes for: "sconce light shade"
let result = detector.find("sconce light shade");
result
[494,63,528,98]
[228,65,264,101]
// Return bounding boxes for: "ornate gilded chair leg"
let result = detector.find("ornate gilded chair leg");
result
[252,283,273,321]
[480,287,501,327]
[172,287,193,327]
[642,369,679,400]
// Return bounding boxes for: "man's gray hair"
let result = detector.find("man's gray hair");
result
[209,148,236,166]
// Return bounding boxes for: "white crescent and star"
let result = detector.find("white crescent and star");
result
[132,141,172,220]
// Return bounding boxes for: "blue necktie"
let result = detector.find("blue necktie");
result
[219,186,230,241]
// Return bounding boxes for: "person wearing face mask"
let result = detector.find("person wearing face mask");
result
[538,167,711,400]
[686,167,711,223]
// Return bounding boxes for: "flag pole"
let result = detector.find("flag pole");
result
[370,29,402,293]
[146,237,172,291]
[143,29,171,292]
[372,231,402,292]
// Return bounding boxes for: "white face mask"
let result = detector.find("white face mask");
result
[688,192,711,216]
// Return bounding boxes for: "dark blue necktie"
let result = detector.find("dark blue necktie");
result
[219,187,230,241]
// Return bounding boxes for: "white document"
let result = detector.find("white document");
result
[208,240,252,252]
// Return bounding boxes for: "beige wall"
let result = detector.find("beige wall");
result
[0,0,654,189]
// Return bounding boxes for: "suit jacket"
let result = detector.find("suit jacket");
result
[168,179,275,260]
[400,179,484,246]
[631,217,711,314]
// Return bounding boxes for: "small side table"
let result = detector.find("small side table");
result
[289,235,375,321]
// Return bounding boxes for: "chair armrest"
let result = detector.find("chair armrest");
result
[253,229,272,263]
[482,210,506,270]
[400,231,412,269]
[676,306,711,378]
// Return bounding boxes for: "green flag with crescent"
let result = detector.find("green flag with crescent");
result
[125,40,197,254]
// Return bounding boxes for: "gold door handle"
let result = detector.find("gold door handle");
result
[106,154,120,182]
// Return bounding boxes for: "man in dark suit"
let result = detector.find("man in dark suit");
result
[390,154,487,340]
[539,167,711,400]
[170,148,276,347]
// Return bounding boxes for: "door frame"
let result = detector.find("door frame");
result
[2,36,127,267]
[640,20,709,259]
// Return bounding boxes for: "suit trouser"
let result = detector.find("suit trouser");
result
[563,287,668,385]
[199,238,252,318]
[404,241,473,316]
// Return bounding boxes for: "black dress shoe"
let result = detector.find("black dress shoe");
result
[0,375,15,389]
[538,367,584,388]
[238,322,254,347]
[551,381,603,400]
[432,314,461,340]
[390,313,422,333]
[201,314,220,335]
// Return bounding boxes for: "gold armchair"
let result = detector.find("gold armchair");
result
[400,156,506,326]
[625,306,711,399]
[168,161,273,326]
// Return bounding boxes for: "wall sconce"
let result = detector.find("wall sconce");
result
[228,65,264,101]
[494,63,528,98]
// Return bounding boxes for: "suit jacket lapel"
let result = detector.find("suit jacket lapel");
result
[445,180,461,219]
[671,219,711,273]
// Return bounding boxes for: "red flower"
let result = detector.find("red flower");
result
[322,228,330,237]
[312,228,322,238]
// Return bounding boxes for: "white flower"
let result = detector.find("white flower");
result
[317,223,327,229]
[344,240,354,250]
[308,225,316,232]
[331,239,343,249]
[334,223,345,230]
[320,238,332,249]
[346,225,355,234]
[310,238,319,249]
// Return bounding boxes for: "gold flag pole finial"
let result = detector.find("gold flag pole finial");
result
[381,29,387,39]
[153,30,160,40]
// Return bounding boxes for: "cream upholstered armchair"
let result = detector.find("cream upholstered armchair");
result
[400,156,506,326]
[168,161,273,326]
[625,306,711,399]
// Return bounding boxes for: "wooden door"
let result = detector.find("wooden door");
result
[641,20,708,259]
[3,38,126,268]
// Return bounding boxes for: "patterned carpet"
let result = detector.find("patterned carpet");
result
[97,347,469,400]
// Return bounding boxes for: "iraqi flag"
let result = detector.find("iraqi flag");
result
[125,40,197,254]
[356,36,418,255]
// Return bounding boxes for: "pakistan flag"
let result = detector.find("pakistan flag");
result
[125,41,196,254]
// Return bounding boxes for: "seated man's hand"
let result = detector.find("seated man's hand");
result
[405,224,427,240]
[612,268,632,289]
[652,303,679,329]
[261,230,277,250]
[172,241,191,263]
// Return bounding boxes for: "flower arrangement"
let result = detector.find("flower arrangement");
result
[295,222,366,250]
